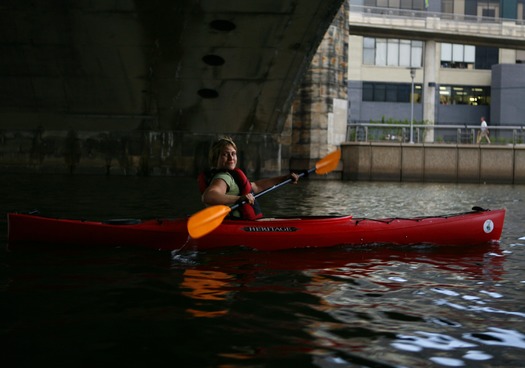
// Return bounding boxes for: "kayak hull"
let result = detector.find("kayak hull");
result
[7,208,505,251]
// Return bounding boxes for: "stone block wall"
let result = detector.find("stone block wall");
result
[0,129,286,178]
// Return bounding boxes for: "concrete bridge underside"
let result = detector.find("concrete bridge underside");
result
[0,0,344,134]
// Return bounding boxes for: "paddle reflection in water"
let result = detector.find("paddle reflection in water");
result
[181,269,233,318]
[171,243,509,366]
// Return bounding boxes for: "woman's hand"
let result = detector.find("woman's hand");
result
[239,193,255,205]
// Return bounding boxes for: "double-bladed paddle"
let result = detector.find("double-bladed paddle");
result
[187,149,341,239]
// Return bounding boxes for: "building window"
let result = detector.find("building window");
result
[363,38,423,67]
[517,50,525,64]
[363,0,425,10]
[441,43,497,70]
[363,82,421,103]
[441,43,475,69]
[363,37,375,65]
[464,0,500,16]
[439,85,490,105]
[475,46,499,70]
[441,0,454,14]
[479,0,499,18]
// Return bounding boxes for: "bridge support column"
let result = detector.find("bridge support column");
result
[289,3,348,174]
[423,40,438,143]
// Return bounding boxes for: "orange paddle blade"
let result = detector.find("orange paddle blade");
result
[187,205,232,239]
[315,149,341,175]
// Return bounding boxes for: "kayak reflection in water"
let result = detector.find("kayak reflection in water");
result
[198,137,300,220]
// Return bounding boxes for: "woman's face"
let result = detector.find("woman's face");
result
[216,144,237,170]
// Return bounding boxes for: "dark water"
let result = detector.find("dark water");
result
[1,174,524,367]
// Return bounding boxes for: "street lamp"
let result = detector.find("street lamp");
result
[408,67,417,144]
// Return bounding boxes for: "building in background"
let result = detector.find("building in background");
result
[347,0,525,142]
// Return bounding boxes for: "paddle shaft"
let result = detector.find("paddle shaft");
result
[230,167,314,211]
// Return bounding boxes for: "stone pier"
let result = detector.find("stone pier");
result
[288,2,348,173]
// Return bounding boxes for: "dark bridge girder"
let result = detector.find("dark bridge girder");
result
[0,0,345,134]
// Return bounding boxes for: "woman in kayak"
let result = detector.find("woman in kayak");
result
[199,137,300,220]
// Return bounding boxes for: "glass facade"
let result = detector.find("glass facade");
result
[439,86,490,105]
[363,38,423,67]
[439,42,498,70]
[441,43,476,69]
[441,0,453,13]
[363,82,422,103]
[364,0,426,10]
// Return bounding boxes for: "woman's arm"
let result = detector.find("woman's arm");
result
[202,178,241,206]
[202,178,257,206]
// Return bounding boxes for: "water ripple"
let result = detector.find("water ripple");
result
[465,327,525,349]
[3,176,525,367]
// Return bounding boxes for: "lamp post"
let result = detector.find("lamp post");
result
[408,67,417,144]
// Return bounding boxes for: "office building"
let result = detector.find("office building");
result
[348,0,525,142]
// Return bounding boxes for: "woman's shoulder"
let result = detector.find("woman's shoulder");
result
[198,169,233,193]
[212,171,235,185]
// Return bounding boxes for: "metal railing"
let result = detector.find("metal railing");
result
[346,123,525,145]
[349,4,525,46]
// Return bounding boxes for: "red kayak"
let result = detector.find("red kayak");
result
[7,207,505,251]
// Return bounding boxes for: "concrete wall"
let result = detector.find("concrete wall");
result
[341,142,525,184]
[437,105,490,125]
[491,64,525,125]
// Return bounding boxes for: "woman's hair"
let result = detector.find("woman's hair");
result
[209,136,237,167]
